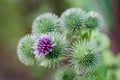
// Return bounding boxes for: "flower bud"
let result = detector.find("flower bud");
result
[17,34,35,65]
[32,13,59,34]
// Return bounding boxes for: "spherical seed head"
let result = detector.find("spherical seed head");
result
[17,34,35,65]
[60,8,85,33]
[32,13,59,34]
[83,11,103,29]
[33,34,54,57]
[70,41,101,72]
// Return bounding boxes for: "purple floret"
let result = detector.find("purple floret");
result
[33,34,54,56]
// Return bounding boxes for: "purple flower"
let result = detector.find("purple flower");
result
[33,34,54,57]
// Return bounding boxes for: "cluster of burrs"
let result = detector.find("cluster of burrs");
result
[17,8,104,80]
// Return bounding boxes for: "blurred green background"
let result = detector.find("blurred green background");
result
[0,0,120,80]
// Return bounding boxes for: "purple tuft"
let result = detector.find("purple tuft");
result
[33,34,54,56]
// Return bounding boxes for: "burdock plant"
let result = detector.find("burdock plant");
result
[17,8,104,80]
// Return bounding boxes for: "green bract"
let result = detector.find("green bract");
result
[70,41,101,72]
[17,35,35,65]
[32,13,59,34]
[60,8,85,33]
[55,66,76,80]
[83,11,103,30]
[36,32,68,68]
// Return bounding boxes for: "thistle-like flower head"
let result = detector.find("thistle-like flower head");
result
[32,13,59,34]
[33,34,55,57]
[70,41,101,72]
[83,11,103,30]
[17,34,35,65]
[34,32,68,67]
[60,8,85,33]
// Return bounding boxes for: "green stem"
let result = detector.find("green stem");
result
[88,29,92,41]
[69,30,81,43]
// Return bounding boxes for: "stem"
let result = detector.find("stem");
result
[88,29,92,41]
[69,30,81,43]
